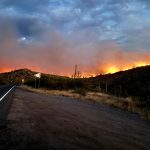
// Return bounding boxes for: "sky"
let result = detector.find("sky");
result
[0,0,150,76]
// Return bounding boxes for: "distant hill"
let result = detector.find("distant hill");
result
[0,68,77,90]
[90,65,150,107]
[0,69,36,85]
[0,68,68,86]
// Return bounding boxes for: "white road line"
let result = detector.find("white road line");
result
[0,86,15,102]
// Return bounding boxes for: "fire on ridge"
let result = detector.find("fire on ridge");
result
[82,62,150,77]
[0,62,150,78]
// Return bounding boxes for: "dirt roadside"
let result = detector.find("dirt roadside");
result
[0,87,150,150]
[21,86,150,120]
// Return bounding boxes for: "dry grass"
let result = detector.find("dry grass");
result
[20,86,150,120]
[21,86,79,97]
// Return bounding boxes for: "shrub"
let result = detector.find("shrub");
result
[73,88,87,96]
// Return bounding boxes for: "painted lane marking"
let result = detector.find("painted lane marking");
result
[0,86,15,102]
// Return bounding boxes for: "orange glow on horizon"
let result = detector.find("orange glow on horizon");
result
[0,68,13,73]
[104,62,150,74]
[0,62,150,77]
[81,62,150,77]
[134,62,150,67]
[105,66,119,74]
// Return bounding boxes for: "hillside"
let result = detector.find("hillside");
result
[0,69,79,90]
[0,69,36,85]
[90,65,150,107]
[0,69,68,85]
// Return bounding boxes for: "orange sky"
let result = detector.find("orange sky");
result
[1,60,150,77]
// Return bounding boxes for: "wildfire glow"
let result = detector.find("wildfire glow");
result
[104,62,150,74]
[0,62,150,78]
[134,62,150,67]
[105,66,119,74]
[81,62,150,77]
[0,68,13,73]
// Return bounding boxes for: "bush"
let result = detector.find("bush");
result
[73,88,87,96]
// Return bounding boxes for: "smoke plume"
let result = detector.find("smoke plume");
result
[0,17,150,76]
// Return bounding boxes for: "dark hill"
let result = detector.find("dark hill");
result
[0,69,68,85]
[0,69,36,85]
[0,69,76,90]
[90,65,150,107]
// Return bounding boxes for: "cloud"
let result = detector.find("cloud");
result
[0,0,49,13]
[0,0,150,75]
[0,0,149,41]
[0,18,150,76]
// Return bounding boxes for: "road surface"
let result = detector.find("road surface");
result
[0,85,16,127]
[0,87,150,150]
[0,85,14,99]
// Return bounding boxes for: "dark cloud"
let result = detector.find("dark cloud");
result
[14,17,47,38]
[1,0,49,12]
[0,0,149,45]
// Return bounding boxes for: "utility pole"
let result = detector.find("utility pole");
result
[38,77,40,88]
[106,82,108,93]
[35,77,36,88]
[119,85,122,96]
[99,83,101,90]
[34,73,41,88]
[73,65,78,78]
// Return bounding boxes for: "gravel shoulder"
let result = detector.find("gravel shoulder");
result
[0,87,150,150]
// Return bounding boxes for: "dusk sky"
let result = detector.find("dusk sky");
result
[1,0,150,76]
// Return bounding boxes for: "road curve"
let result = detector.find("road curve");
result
[1,87,150,150]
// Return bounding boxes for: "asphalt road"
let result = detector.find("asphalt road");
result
[0,85,13,99]
[0,85,16,128]
[1,87,150,150]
